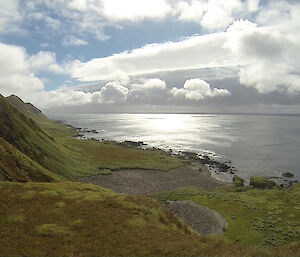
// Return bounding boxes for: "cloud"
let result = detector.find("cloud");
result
[128,78,168,104]
[225,13,300,93]
[255,1,293,26]
[1,0,262,41]
[28,51,64,74]
[101,0,171,21]
[28,77,230,109]
[174,0,258,30]
[0,43,64,104]
[97,81,129,104]
[143,78,166,90]
[171,78,231,100]
[0,0,22,34]
[0,42,44,99]
[69,32,235,82]
[62,36,88,47]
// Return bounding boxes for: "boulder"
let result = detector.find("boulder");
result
[250,176,276,189]
[233,175,244,187]
[281,172,294,178]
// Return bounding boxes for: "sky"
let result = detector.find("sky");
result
[0,0,300,114]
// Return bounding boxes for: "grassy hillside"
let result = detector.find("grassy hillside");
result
[154,184,300,248]
[0,94,82,178]
[6,94,48,122]
[0,94,187,181]
[2,181,299,257]
[0,137,60,182]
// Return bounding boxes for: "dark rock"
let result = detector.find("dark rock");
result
[123,140,145,147]
[181,151,199,160]
[281,172,294,178]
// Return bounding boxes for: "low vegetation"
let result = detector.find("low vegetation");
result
[250,176,277,189]
[154,184,300,249]
[2,181,300,257]
[233,175,244,187]
[0,137,61,182]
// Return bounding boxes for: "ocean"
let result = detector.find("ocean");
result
[51,113,300,180]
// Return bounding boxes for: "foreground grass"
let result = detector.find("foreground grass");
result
[154,184,300,249]
[2,181,300,257]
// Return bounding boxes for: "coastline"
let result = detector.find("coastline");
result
[73,125,238,184]
[72,124,299,188]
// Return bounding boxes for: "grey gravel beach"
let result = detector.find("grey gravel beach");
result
[80,161,229,235]
[79,162,228,195]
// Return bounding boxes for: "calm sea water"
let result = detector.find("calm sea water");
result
[51,113,300,180]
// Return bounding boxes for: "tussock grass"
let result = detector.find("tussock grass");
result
[7,215,25,224]
[36,224,71,237]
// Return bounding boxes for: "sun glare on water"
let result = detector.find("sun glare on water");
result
[144,114,188,132]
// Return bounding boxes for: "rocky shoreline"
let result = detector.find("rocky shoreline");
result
[71,125,298,188]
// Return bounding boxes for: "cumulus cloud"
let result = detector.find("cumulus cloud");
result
[0,43,64,103]
[174,0,258,30]
[27,77,230,109]
[28,51,65,74]
[128,78,168,104]
[143,78,166,90]
[171,78,231,100]
[97,81,129,104]
[0,43,44,99]
[225,13,300,93]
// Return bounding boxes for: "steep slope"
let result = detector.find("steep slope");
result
[0,95,80,178]
[6,95,48,122]
[0,94,54,162]
[0,137,60,182]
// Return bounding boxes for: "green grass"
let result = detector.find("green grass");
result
[36,224,71,237]
[250,176,277,189]
[153,184,300,247]
[0,137,61,182]
[0,182,196,256]
[0,94,188,182]
[39,119,188,177]
[2,181,300,257]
